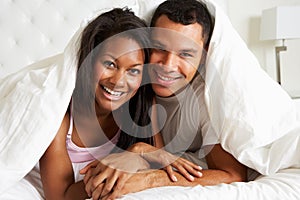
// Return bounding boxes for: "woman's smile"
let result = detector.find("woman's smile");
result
[101,85,125,101]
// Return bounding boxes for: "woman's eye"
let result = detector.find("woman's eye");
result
[103,61,115,68]
[152,45,166,52]
[129,68,141,75]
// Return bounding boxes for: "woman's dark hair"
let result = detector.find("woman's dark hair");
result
[116,80,155,150]
[150,0,213,49]
[72,8,154,150]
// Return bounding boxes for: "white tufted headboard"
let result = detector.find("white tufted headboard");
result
[0,0,228,79]
[0,0,137,78]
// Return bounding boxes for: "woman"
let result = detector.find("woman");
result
[39,8,202,200]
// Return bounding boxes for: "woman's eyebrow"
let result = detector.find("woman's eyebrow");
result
[101,53,116,60]
[151,40,165,47]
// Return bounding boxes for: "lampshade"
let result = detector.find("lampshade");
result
[260,6,300,41]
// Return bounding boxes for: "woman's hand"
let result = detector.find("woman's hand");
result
[80,151,149,199]
[128,142,203,182]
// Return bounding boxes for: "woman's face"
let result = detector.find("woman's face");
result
[94,37,144,112]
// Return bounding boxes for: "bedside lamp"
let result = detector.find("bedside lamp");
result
[260,6,300,84]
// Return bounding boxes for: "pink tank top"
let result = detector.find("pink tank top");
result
[66,115,120,163]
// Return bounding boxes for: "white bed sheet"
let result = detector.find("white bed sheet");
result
[1,0,300,199]
[120,168,300,200]
[2,168,299,200]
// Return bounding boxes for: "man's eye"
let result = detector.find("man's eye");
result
[180,52,193,58]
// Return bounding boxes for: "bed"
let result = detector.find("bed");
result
[1,0,300,199]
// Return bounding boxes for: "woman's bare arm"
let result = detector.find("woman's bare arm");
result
[39,114,88,200]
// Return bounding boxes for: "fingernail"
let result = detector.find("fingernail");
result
[198,172,203,177]
[198,166,202,170]
[172,175,178,182]
[189,175,194,181]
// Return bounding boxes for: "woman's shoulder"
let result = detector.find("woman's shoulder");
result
[56,112,71,138]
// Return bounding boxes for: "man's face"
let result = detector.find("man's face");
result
[149,15,205,97]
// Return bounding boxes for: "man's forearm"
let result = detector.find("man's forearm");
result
[145,168,242,188]
[122,168,242,195]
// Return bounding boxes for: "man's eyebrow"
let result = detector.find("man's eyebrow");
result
[152,39,199,54]
[179,48,198,54]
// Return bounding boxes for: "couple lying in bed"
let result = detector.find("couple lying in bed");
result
[35,1,247,199]
[8,0,299,199]
[29,1,245,199]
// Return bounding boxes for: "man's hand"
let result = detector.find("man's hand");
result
[100,168,203,200]
[128,142,203,182]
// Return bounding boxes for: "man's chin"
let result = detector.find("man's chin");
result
[152,84,179,97]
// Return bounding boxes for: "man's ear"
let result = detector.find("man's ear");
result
[199,48,207,67]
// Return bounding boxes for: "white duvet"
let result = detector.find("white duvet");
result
[1,0,299,199]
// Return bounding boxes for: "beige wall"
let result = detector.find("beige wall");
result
[227,0,300,98]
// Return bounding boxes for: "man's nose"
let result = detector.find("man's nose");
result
[163,52,178,71]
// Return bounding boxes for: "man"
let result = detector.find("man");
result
[83,0,247,199]
[145,0,247,184]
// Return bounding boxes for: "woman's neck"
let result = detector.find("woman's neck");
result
[71,110,120,148]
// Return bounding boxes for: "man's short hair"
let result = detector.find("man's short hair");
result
[150,0,213,48]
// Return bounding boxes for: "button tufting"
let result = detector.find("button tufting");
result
[29,16,35,24]
[63,15,68,21]
[10,38,19,46]
[0,0,157,80]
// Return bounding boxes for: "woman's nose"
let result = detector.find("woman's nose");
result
[110,70,126,88]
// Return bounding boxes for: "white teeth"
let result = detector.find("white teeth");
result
[157,73,176,81]
[103,86,122,96]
